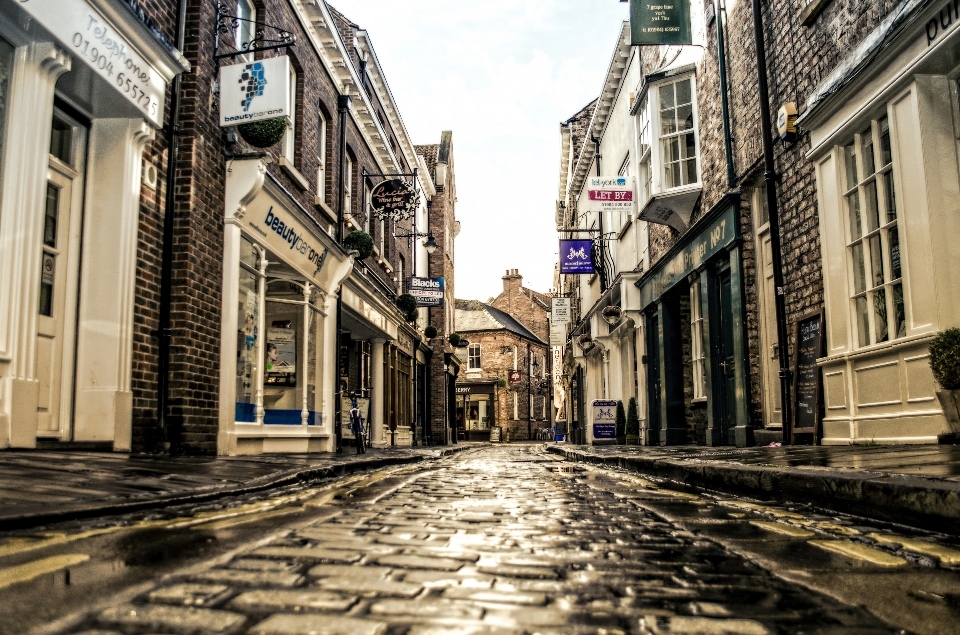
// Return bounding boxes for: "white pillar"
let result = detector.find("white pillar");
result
[371,338,386,447]
[321,293,339,451]
[0,43,71,448]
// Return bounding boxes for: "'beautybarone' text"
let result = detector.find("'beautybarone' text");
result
[262,207,328,276]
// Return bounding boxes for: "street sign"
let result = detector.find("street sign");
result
[551,297,571,324]
[630,0,692,46]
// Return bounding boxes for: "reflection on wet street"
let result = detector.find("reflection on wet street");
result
[4,445,960,634]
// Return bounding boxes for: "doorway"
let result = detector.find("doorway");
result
[715,266,737,445]
[645,311,661,445]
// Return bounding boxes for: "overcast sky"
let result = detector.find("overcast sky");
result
[331,0,630,301]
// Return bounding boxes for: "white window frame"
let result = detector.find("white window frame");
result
[651,74,700,192]
[690,277,706,400]
[842,114,905,348]
[364,183,372,233]
[316,112,326,202]
[283,64,297,164]
[467,343,481,370]
[344,156,353,222]
[513,392,518,420]
[636,94,652,207]
[235,0,256,63]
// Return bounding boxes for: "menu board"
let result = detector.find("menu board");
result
[792,311,824,442]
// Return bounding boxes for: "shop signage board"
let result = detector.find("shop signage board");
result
[17,0,169,127]
[245,202,330,284]
[371,179,417,221]
[551,297,571,324]
[408,276,444,306]
[220,55,291,126]
[508,370,522,385]
[549,322,567,347]
[791,311,825,443]
[584,176,635,215]
[559,239,594,274]
[592,399,617,441]
[629,0,692,46]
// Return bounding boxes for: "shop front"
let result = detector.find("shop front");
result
[0,0,188,449]
[800,0,960,443]
[219,158,354,454]
[454,381,496,441]
[635,195,750,446]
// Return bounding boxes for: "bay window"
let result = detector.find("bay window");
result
[658,76,699,189]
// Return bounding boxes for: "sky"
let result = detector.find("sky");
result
[330,0,631,302]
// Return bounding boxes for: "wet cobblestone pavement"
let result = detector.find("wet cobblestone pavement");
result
[38,446,915,634]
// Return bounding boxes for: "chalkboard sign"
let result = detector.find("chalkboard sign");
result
[791,310,824,443]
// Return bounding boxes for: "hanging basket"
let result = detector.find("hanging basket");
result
[424,325,438,338]
[448,332,461,346]
[237,117,287,148]
[602,305,623,326]
[577,333,595,351]
[396,294,418,322]
[343,230,374,260]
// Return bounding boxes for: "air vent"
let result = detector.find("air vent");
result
[143,162,158,190]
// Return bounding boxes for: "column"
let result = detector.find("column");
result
[370,338,386,448]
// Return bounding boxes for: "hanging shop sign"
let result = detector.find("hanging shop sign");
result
[559,239,595,274]
[551,297,571,324]
[371,179,417,221]
[220,55,291,126]
[508,370,522,385]
[17,0,171,127]
[592,399,617,440]
[549,322,567,348]
[630,0,692,46]
[408,276,445,307]
[585,176,635,214]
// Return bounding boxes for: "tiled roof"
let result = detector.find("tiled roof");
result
[455,300,546,346]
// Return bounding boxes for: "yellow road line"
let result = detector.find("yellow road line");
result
[816,521,860,536]
[750,521,815,538]
[191,506,304,530]
[868,533,960,566]
[0,527,122,559]
[720,501,806,520]
[0,554,90,589]
[809,540,906,567]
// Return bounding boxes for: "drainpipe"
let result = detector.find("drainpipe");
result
[334,93,350,453]
[156,0,188,454]
[751,0,793,444]
[715,0,736,188]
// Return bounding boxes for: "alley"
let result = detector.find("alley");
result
[7,445,959,634]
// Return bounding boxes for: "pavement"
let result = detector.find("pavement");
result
[0,444,480,531]
[545,443,960,535]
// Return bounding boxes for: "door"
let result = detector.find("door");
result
[716,268,737,445]
[645,312,661,445]
[756,226,783,426]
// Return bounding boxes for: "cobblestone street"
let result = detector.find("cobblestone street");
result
[17,445,935,635]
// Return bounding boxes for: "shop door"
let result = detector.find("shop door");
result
[36,167,78,435]
[646,312,661,445]
[717,268,737,444]
[756,226,782,426]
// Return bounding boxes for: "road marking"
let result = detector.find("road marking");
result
[721,501,806,520]
[751,521,815,538]
[868,533,960,566]
[191,506,304,530]
[809,540,906,567]
[0,554,90,589]
[816,521,860,536]
[0,527,120,559]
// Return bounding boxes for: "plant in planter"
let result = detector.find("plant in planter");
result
[615,400,626,445]
[496,377,507,388]
[602,305,623,326]
[396,293,418,322]
[424,325,438,339]
[930,327,960,434]
[448,332,461,346]
[576,333,594,351]
[237,117,287,148]
[343,230,374,260]
[626,397,640,444]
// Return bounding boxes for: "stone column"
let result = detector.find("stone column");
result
[370,338,386,447]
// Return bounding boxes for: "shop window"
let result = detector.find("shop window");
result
[282,64,297,164]
[236,237,263,422]
[316,112,327,202]
[658,76,699,189]
[459,393,492,430]
[467,343,481,370]
[690,279,706,400]
[843,115,905,347]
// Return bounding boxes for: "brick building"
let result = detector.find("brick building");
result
[454,271,552,442]
[557,1,958,447]
[0,0,458,454]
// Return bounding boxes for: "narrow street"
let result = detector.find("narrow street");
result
[4,446,959,634]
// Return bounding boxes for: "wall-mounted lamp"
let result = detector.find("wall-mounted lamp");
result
[423,233,438,254]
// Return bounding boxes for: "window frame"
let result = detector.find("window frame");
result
[467,343,481,370]
[282,63,297,164]
[651,74,701,192]
[690,277,706,400]
[316,112,327,202]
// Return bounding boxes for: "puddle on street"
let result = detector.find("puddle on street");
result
[115,528,218,567]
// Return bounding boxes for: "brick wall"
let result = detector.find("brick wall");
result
[489,270,551,343]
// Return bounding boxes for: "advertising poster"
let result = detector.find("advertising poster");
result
[341,397,370,440]
[266,327,296,386]
[559,239,594,274]
[551,297,571,324]
[592,399,617,441]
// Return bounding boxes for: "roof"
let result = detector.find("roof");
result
[415,144,439,176]
[455,300,546,346]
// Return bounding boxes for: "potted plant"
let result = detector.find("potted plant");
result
[602,305,623,326]
[424,325,438,339]
[615,400,626,445]
[930,328,960,434]
[626,397,640,444]
[396,293,418,322]
[343,230,374,260]
[237,117,287,148]
[448,332,461,346]
[496,377,507,388]
[576,333,594,351]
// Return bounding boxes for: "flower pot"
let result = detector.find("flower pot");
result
[937,390,960,434]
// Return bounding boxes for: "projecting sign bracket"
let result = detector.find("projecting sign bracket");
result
[215,2,296,61]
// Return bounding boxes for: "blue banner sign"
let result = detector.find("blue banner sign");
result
[409,276,444,307]
[559,239,594,274]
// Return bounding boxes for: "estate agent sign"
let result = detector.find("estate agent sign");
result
[585,176,635,215]
[409,276,444,307]
[630,0,692,46]
[220,56,291,126]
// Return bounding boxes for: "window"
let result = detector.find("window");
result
[316,112,327,202]
[468,343,481,370]
[344,156,353,219]
[658,76,698,189]
[379,218,385,255]
[843,115,904,347]
[364,183,372,232]
[398,254,404,291]
[690,278,706,399]
[513,345,518,370]
[283,64,297,163]
[513,393,518,420]
[637,95,652,206]
[235,0,256,60]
